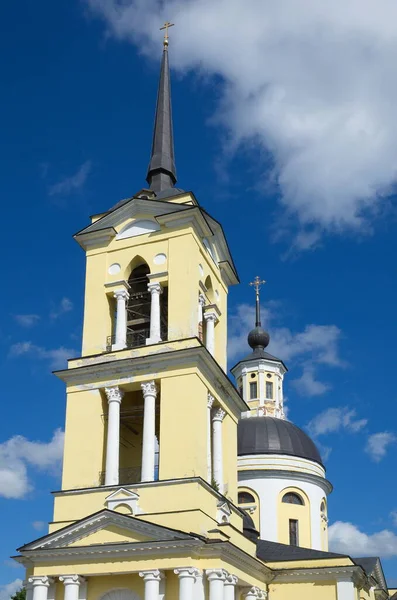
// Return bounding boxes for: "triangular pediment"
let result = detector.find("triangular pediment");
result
[19,510,192,551]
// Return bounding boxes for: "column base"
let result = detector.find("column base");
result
[112,342,127,351]
[146,336,162,345]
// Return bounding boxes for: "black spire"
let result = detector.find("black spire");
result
[146,31,177,193]
[248,277,270,350]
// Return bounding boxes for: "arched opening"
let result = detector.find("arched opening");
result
[204,275,214,304]
[126,263,151,347]
[100,589,141,600]
[282,492,304,505]
[238,491,256,504]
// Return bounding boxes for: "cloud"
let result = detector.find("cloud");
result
[329,521,397,558]
[365,432,397,462]
[0,429,64,499]
[9,342,74,369]
[0,579,23,600]
[14,314,40,328]
[85,0,397,246]
[307,406,368,437]
[49,161,92,196]
[50,297,73,321]
[390,511,397,527]
[32,521,46,531]
[228,302,343,395]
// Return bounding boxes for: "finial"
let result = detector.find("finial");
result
[160,21,175,48]
[249,276,266,327]
[247,276,270,351]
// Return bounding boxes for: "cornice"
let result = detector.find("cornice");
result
[238,468,333,495]
[54,343,248,416]
[272,565,366,587]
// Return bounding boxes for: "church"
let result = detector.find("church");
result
[14,26,393,600]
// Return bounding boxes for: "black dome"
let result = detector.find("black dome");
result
[247,326,270,350]
[238,416,323,466]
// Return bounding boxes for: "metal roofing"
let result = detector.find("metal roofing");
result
[238,416,323,466]
[256,539,347,562]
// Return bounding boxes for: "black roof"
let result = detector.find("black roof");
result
[231,347,286,372]
[238,416,323,466]
[257,539,347,562]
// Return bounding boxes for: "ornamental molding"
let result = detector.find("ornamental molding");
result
[205,569,227,582]
[139,570,162,581]
[114,289,129,301]
[225,574,239,586]
[28,577,54,587]
[238,468,333,495]
[105,387,124,404]
[59,576,85,585]
[213,408,226,422]
[241,586,267,599]
[174,568,201,579]
[19,509,191,552]
[273,566,365,586]
[55,344,248,418]
[207,394,215,409]
[147,282,162,295]
[141,381,158,397]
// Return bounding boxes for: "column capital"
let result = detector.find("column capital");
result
[105,386,124,404]
[207,393,215,409]
[174,568,200,579]
[114,289,129,301]
[59,576,85,586]
[205,569,227,582]
[147,281,162,295]
[141,380,158,397]
[213,407,226,422]
[225,574,239,586]
[204,311,218,323]
[139,570,162,582]
[241,587,267,599]
[199,293,206,307]
[28,577,54,588]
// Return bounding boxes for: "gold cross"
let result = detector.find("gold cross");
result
[249,276,266,295]
[160,21,175,46]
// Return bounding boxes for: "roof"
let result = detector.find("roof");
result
[353,557,388,591]
[231,346,287,373]
[238,416,324,466]
[256,539,347,562]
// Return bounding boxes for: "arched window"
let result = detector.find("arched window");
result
[282,492,304,505]
[126,263,151,348]
[238,491,256,504]
[320,501,326,513]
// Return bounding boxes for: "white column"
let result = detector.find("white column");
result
[336,580,356,600]
[147,282,162,344]
[193,570,205,600]
[207,394,214,483]
[224,574,238,600]
[141,381,158,482]
[24,580,33,600]
[258,366,265,406]
[204,311,217,356]
[198,294,206,341]
[139,570,162,600]
[29,577,53,600]
[212,408,226,492]
[174,568,199,600]
[104,386,124,486]
[206,570,226,600]
[113,289,129,349]
[242,367,248,402]
[59,576,85,600]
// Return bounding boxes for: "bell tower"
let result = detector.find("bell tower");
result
[50,33,248,542]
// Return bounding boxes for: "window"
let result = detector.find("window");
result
[282,492,304,505]
[320,501,326,513]
[266,381,273,399]
[289,519,299,546]
[249,382,258,399]
[238,491,255,504]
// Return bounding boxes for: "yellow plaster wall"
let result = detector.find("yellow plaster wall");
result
[87,574,144,600]
[268,581,337,600]
[278,487,311,548]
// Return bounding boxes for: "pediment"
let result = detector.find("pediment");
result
[19,510,191,551]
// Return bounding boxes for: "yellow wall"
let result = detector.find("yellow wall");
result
[268,581,337,600]
[278,487,311,548]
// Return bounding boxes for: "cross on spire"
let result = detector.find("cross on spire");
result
[160,21,175,47]
[249,276,266,327]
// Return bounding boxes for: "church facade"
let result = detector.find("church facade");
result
[14,31,391,600]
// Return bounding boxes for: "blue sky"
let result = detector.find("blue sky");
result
[1,0,397,595]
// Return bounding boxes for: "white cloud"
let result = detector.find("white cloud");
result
[9,341,74,369]
[50,297,73,321]
[14,314,40,328]
[32,521,46,531]
[307,406,368,437]
[390,511,397,527]
[0,429,64,499]
[85,0,397,246]
[329,521,397,558]
[365,431,396,462]
[49,161,92,196]
[228,302,343,395]
[0,579,23,600]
